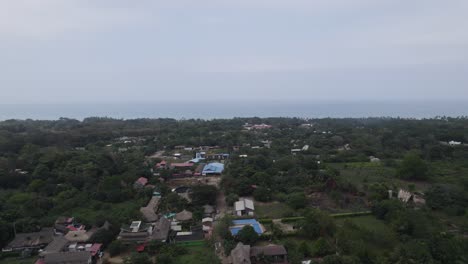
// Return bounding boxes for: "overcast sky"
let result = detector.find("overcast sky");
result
[1,0,467,103]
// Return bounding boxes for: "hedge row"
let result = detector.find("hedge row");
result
[259,211,372,224]
[176,240,206,247]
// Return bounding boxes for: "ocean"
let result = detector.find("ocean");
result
[0,101,467,120]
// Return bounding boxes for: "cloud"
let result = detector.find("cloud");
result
[0,0,148,38]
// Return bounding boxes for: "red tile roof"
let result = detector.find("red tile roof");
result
[171,163,193,168]
[136,177,148,185]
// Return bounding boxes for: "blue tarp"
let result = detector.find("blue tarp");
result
[230,219,263,235]
[202,162,224,174]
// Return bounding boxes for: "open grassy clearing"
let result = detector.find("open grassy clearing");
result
[173,244,220,264]
[335,215,398,254]
[0,256,36,264]
[255,202,295,219]
[331,162,434,192]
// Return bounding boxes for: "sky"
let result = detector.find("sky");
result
[0,0,467,104]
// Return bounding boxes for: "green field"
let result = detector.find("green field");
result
[335,215,398,253]
[255,202,295,219]
[0,256,36,264]
[173,245,220,264]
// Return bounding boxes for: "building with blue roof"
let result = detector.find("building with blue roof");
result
[229,219,264,236]
[202,162,224,175]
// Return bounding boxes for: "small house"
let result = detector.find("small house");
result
[175,210,193,222]
[2,228,54,252]
[235,198,255,216]
[134,177,148,189]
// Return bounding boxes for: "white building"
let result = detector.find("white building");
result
[235,198,255,216]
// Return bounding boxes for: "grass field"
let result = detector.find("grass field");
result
[335,215,398,253]
[0,256,36,264]
[255,202,295,219]
[173,244,220,264]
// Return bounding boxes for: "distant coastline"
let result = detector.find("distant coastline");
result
[1,101,467,121]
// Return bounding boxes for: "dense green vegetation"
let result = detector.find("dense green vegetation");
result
[0,117,468,263]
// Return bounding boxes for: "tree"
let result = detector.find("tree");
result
[287,192,307,209]
[298,241,311,258]
[300,209,335,239]
[190,185,218,206]
[253,187,272,202]
[312,238,333,257]
[237,225,258,245]
[124,252,152,264]
[225,193,239,206]
[389,240,434,264]
[322,255,360,264]
[426,184,466,215]
[398,153,428,180]
[108,240,124,257]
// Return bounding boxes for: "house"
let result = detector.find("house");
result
[170,162,193,168]
[2,228,54,252]
[134,177,148,189]
[189,152,206,163]
[202,162,224,175]
[397,189,426,206]
[140,196,160,222]
[64,229,96,243]
[291,149,302,154]
[229,243,288,264]
[250,244,288,264]
[175,210,193,222]
[155,160,167,169]
[230,219,264,236]
[369,156,380,163]
[171,221,182,232]
[174,230,204,243]
[243,123,272,130]
[43,251,92,264]
[54,217,84,235]
[151,217,171,242]
[203,204,215,217]
[39,236,68,256]
[235,198,255,216]
[229,243,251,264]
[118,221,152,244]
[448,140,462,146]
[205,153,230,160]
[202,217,213,232]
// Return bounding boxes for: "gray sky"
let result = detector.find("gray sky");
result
[1,0,467,103]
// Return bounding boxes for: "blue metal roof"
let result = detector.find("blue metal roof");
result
[230,219,263,235]
[202,162,224,174]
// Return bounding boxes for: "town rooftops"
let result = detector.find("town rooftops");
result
[43,251,91,264]
[4,228,54,251]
